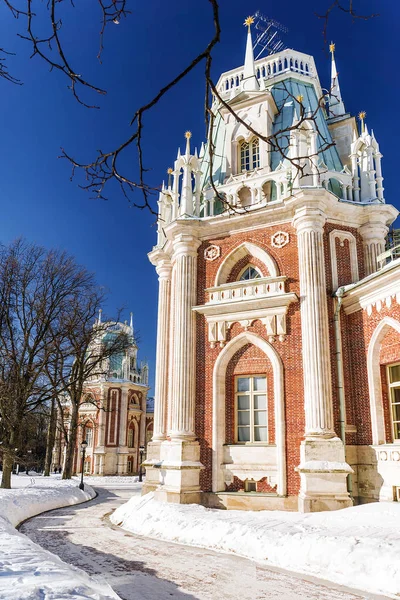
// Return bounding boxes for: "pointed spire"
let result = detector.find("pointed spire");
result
[242,16,259,92]
[167,167,173,188]
[184,130,192,156]
[329,42,346,117]
[129,312,134,334]
[199,142,205,159]
[358,111,366,134]
[177,146,181,159]
[98,309,102,325]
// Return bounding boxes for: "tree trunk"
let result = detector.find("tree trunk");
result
[44,398,57,477]
[1,453,13,489]
[62,401,79,479]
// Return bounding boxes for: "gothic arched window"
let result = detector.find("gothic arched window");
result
[239,266,262,281]
[127,423,135,448]
[239,138,260,172]
[84,426,93,447]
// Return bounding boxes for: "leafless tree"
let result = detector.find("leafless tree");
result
[0,239,99,488]
[47,298,132,479]
[0,1,378,212]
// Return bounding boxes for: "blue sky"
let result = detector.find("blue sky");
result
[0,0,396,390]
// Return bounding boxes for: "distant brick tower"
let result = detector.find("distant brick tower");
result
[144,21,399,511]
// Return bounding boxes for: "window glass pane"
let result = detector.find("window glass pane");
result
[254,411,267,426]
[254,377,266,392]
[254,394,266,409]
[240,266,261,281]
[392,388,400,403]
[389,365,400,383]
[237,378,250,392]
[238,427,250,442]
[238,411,250,426]
[392,401,400,422]
[252,138,260,169]
[237,395,250,410]
[254,427,268,442]
[394,422,400,440]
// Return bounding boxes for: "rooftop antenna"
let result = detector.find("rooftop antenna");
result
[252,11,288,59]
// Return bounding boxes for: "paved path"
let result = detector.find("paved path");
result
[20,483,389,600]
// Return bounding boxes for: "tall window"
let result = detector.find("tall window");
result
[239,266,261,281]
[240,138,260,172]
[236,375,267,442]
[84,426,93,447]
[127,425,135,448]
[388,364,400,440]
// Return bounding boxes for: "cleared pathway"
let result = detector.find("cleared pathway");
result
[20,482,390,600]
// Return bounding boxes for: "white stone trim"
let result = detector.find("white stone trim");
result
[329,229,359,290]
[212,332,286,496]
[215,242,279,286]
[367,317,400,445]
[342,260,400,315]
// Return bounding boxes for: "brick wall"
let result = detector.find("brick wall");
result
[196,224,304,495]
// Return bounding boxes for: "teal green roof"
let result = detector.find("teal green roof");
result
[201,76,343,187]
[270,78,342,172]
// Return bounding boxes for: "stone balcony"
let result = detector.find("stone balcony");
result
[194,276,298,347]
[206,276,287,305]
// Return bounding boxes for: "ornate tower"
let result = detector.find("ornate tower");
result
[144,21,397,511]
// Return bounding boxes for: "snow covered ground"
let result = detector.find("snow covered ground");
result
[0,473,120,600]
[111,493,400,599]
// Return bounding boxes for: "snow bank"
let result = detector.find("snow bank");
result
[112,493,400,598]
[0,475,120,600]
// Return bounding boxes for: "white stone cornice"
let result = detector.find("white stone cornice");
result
[194,292,297,316]
[148,248,171,269]
[341,259,400,315]
[172,233,202,259]
[193,292,297,346]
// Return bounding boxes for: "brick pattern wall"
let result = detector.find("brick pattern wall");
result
[343,303,400,446]
[224,341,275,445]
[227,255,269,282]
[196,224,304,495]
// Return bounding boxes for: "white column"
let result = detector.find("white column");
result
[153,260,172,441]
[293,209,335,437]
[309,130,319,188]
[375,152,384,201]
[359,223,387,276]
[351,153,360,202]
[168,234,201,440]
[97,389,106,447]
[118,388,128,447]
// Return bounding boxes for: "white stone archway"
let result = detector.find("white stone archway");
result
[367,317,400,445]
[212,331,286,495]
[215,242,279,286]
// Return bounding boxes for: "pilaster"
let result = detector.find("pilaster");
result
[147,223,203,503]
[293,202,352,512]
[359,223,388,276]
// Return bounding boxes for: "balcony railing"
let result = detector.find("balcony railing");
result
[377,244,400,270]
[217,50,315,96]
[206,276,287,304]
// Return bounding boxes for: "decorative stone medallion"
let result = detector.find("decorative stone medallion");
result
[271,231,289,249]
[204,244,221,262]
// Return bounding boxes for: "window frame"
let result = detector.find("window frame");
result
[387,363,400,442]
[237,264,262,281]
[234,374,268,444]
[239,137,260,173]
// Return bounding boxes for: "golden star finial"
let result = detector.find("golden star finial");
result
[358,111,366,133]
[167,168,173,175]
[329,42,335,54]
[244,15,254,29]
[296,94,304,103]
[185,131,192,139]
